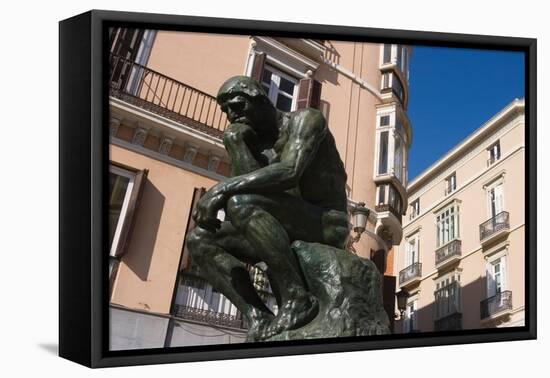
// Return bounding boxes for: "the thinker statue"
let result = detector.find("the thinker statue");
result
[187,76,389,341]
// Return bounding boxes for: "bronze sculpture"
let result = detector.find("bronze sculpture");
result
[187,76,389,341]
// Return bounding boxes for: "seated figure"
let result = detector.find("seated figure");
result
[186,75,352,340]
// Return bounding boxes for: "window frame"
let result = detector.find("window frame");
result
[374,108,409,185]
[485,176,506,219]
[434,269,462,320]
[485,249,509,298]
[435,202,461,248]
[379,44,410,82]
[487,140,502,166]
[403,295,419,333]
[405,233,420,268]
[445,172,457,195]
[260,64,299,111]
[109,165,136,258]
[410,198,420,220]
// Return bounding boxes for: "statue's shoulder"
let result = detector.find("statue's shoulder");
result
[288,108,326,133]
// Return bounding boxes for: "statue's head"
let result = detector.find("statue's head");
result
[217,76,274,127]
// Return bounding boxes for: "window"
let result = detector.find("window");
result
[403,298,418,333]
[487,183,504,218]
[394,132,405,182]
[434,270,462,320]
[378,131,389,174]
[375,109,409,185]
[376,183,403,215]
[108,165,147,283]
[260,66,298,112]
[382,44,392,64]
[436,203,460,247]
[445,172,457,195]
[380,114,391,127]
[488,141,501,166]
[381,72,405,104]
[109,167,135,280]
[405,234,420,267]
[380,44,409,81]
[109,28,156,95]
[410,199,420,220]
[486,255,507,297]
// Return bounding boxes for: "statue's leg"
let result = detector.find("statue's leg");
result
[186,222,274,330]
[226,193,329,338]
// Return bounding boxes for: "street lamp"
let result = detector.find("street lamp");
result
[349,202,370,249]
[396,289,409,318]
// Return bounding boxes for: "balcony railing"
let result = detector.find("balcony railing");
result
[375,203,401,220]
[434,312,462,331]
[109,54,229,138]
[479,211,510,242]
[399,262,422,285]
[480,290,513,320]
[435,239,462,267]
[174,305,246,329]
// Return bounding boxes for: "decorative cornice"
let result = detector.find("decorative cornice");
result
[408,98,524,193]
[111,137,225,182]
[158,135,174,155]
[109,118,121,137]
[132,126,149,146]
[208,154,221,172]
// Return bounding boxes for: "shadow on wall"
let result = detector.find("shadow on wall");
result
[123,180,165,281]
[394,275,515,333]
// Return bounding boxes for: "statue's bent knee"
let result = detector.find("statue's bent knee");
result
[186,228,209,260]
[226,194,257,225]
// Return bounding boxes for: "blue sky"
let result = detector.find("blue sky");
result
[407,46,525,181]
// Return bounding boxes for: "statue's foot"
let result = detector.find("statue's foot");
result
[258,293,319,340]
[245,307,274,342]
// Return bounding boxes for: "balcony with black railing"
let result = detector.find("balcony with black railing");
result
[479,211,510,245]
[480,290,513,321]
[109,54,229,139]
[399,262,422,287]
[174,305,246,329]
[435,239,462,269]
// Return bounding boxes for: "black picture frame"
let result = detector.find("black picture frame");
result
[59,9,537,368]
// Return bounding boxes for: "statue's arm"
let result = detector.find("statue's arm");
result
[214,109,327,196]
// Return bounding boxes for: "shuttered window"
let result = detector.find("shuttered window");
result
[108,164,148,291]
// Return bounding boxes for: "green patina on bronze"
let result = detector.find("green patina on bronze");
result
[186,75,389,341]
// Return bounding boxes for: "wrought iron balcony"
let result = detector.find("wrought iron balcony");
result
[480,290,513,321]
[435,239,462,269]
[479,211,510,244]
[174,305,246,329]
[109,54,228,139]
[399,262,422,287]
[434,312,462,331]
[375,203,401,220]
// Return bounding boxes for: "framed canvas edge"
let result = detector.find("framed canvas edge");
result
[58,9,537,369]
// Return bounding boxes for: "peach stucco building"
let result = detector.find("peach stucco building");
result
[107,27,412,349]
[394,99,525,333]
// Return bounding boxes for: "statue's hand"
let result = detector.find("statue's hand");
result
[192,192,227,232]
[224,122,262,155]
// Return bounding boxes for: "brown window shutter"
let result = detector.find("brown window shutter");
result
[297,78,322,110]
[370,248,386,274]
[180,187,207,271]
[114,169,148,257]
[382,275,397,332]
[250,52,266,82]
[310,79,322,109]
